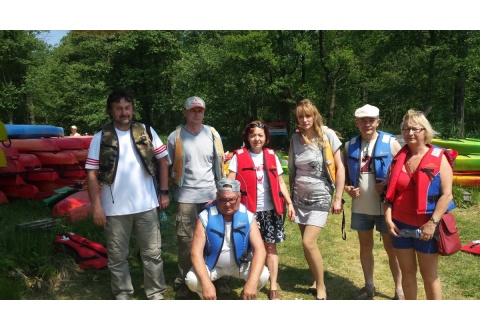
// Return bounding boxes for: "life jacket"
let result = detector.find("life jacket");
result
[171,125,225,186]
[200,203,254,270]
[98,122,157,185]
[385,144,455,214]
[288,127,336,189]
[233,147,284,215]
[346,131,394,187]
[53,232,108,269]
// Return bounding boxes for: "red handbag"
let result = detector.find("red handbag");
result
[437,213,462,256]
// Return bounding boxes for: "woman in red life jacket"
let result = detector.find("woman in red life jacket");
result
[384,109,455,300]
[227,120,295,300]
[288,99,345,300]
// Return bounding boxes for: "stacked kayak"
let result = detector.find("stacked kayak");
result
[0,124,94,220]
[432,138,480,188]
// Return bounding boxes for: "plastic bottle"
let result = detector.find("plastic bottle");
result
[399,228,421,238]
[159,210,168,230]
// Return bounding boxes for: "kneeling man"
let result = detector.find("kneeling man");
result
[186,178,270,300]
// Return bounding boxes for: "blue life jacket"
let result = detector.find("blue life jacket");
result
[346,131,394,188]
[200,203,254,270]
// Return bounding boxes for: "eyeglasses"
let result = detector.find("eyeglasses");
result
[218,196,239,204]
[402,127,425,133]
[248,123,265,129]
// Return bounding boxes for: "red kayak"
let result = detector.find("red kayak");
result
[17,153,42,169]
[51,137,85,150]
[66,203,92,223]
[25,169,59,181]
[10,138,60,152]
[0,159,26,174]
[0,144,20,158]
[59,136,93,150]
[52,189,99,217]
[1,184,39,198]
[29,151,78,165]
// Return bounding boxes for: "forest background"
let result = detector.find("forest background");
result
[1,30,480,148]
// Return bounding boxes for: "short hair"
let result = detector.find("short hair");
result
[106,88,134,117]
[242,120,270,149]
[401,109,438,144]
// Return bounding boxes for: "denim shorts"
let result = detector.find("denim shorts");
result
[391,219,438,254]
[351,213,388,233]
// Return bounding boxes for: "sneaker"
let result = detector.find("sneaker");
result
[215,280,231,295]
[175,284,190,300]
[354,286,375,300]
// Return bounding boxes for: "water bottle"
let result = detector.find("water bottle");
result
[159,210,168,230]
[399,228,421,238]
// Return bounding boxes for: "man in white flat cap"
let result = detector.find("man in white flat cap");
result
[185,178,269,300]
[344,104,404,300]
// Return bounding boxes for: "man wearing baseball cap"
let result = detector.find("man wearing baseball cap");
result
[185,178,269,300]
[344,104,404,300]
[167,96,227,299]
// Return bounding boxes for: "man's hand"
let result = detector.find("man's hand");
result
[241,281,258,300]
[201,281,217,300]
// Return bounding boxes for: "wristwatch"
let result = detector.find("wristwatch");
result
[430,217,440,224]
[159,190,169,195]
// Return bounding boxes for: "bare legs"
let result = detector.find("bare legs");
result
[299,224,326,299]
[265,243,279,290]
[395,248,441,300]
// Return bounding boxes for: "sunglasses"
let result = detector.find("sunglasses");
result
[248,123,265,129]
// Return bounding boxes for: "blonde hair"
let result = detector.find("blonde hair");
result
[295,99,327,147]
[401,109,438,144]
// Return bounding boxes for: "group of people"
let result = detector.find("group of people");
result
[85,87,454,300]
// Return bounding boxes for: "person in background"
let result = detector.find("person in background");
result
[384,109,455,300]
[227,120,295,300]
[288,99,345,300]
[70,125,80,136]
[167,96,227,299]
[85,87,170,300]
[185,178,270,300]
[344,104,404,300]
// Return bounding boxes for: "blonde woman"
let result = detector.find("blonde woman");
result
[384,109,455,299]
[288,99,345,300]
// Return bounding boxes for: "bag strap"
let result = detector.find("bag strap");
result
[341,199,346,240]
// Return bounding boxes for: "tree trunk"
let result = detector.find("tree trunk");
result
[453,31,467,138]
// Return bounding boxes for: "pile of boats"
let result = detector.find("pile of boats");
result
[0,122,99,222]
[432,138,480,188]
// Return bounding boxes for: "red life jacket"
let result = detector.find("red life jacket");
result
[385,144,455,214]
[234,147,284,215]
[53,232,108,269]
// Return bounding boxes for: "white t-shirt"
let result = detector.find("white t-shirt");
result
[345,134,397,215]
[215,222,236,267]
[85,124,169,216]
[228,149,283,212]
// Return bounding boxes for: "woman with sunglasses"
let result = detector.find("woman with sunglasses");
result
[384,109,455,299]
[227,120,295,300]
[288,99,345,300]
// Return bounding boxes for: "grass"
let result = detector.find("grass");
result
[1,176,479,301]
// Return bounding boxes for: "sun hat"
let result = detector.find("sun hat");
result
[354,104,379,118]
[216,178,240,192]
[184,96,206,111]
